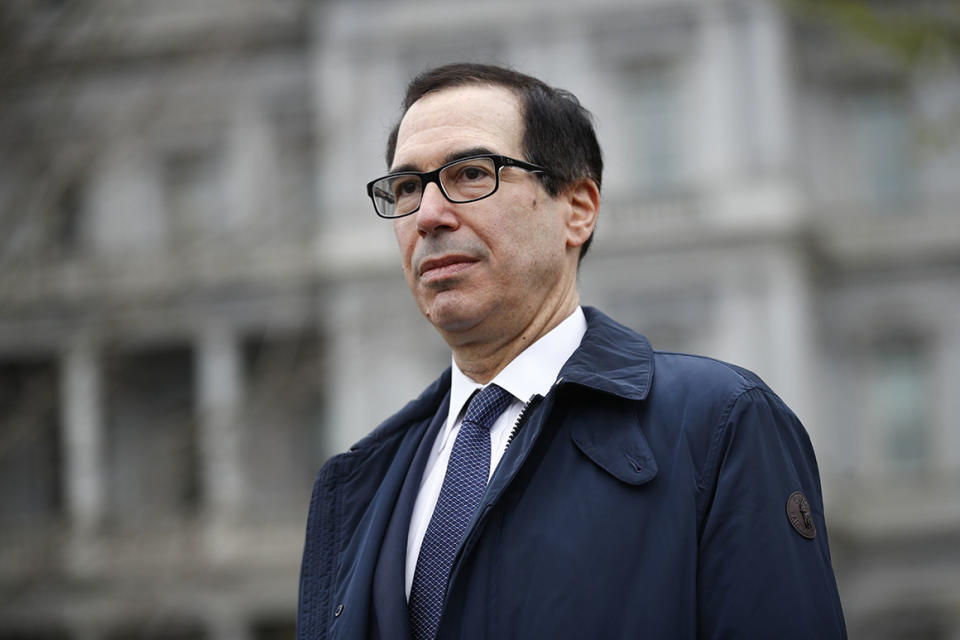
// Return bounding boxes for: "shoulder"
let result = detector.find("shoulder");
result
[649,349,774,413]
[644,350,808,483]
[654,349,763,388]
[649,350,803,445]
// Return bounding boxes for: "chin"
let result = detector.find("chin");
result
[421,295,487,336]
[426,309,482,335]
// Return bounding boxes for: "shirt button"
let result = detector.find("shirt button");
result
[334,604,344,617]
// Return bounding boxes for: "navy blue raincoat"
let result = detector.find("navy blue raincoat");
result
[297,307,846,639]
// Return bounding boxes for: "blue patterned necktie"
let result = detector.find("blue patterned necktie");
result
[408,383,514,640]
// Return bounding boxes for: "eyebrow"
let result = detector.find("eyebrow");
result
[389,146,496,174]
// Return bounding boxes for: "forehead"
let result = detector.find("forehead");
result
[392,84,524,171]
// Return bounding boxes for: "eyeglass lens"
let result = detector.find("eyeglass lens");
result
[372,156,499,217]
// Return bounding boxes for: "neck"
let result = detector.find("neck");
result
[449,291,580,384]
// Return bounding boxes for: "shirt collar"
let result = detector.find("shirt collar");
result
[447,306,587,430]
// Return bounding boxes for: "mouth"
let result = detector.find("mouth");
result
[417,254,480,281]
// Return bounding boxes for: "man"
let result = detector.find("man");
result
[297,63,846,639]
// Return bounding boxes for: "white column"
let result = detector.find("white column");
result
[694,2,742,192]
[765,246,818,443]
[325,284,377,455]
[61,336,105,533]
[746,0,795,174]
[197,324,243,521]
[709,254,766,374]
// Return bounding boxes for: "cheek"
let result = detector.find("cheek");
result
[393,222,416,263]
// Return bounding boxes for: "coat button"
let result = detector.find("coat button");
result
[334,604,344,617]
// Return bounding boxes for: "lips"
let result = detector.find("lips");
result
[417,254,479,280]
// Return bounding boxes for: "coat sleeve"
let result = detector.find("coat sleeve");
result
[695,386,847,639]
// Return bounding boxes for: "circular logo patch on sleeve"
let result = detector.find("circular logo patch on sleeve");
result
[786,491,816,539]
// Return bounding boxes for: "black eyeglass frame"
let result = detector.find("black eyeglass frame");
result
[365,154,550,219]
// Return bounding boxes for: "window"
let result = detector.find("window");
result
[51,177,83,256]
[162,147,224,247]
[867,338,931,472]
[240,329,323,517]
[0,358,61,525]
[845,82,914,212]
[252,617,296,640]
[620,62,684,196]
[104,346,199,524]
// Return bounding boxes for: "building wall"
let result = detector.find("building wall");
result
[1,0,958,637]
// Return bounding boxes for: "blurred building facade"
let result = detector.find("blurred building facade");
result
[1,0,958,638]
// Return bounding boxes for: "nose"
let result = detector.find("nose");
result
[415,182,459,236]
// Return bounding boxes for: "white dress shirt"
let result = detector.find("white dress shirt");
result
[404,306,588,598]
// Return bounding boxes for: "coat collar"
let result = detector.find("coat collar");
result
[562,307,658,486]
[349,307,657,485]
[559,306,654,402]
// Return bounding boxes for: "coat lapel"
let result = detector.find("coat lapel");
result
[370,396,449,640]
[314,375,451,640]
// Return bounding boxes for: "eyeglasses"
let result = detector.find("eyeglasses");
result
[366,154,549,219]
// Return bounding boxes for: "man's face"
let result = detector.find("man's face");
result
[390,84,580,350]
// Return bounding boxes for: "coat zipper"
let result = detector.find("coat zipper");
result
[505,394,542,451]
[504,376,561,452]
[442,377,564,626]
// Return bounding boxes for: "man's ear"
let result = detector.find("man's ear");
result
[564,178,600,250]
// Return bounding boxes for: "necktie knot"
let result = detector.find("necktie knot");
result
[462,383,513,432]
